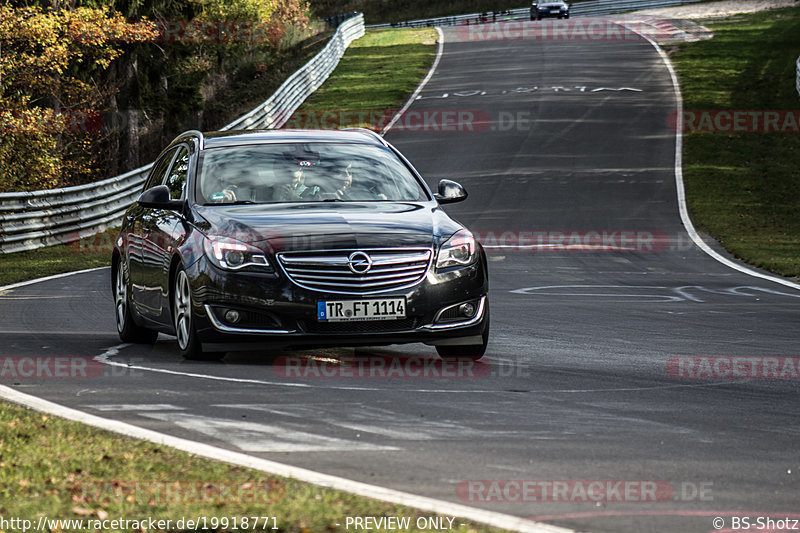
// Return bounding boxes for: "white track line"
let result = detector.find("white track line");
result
[0,266,108,292]
[629,24,800,292]
[0,385,572,533]
[381,27,445,135]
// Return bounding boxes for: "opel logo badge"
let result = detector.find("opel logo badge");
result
[347,251,372,274]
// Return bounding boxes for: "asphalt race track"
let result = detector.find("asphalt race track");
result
[2,21,799,533]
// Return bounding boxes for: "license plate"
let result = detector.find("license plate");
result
[550,9,560,13]
[317,298,406,322]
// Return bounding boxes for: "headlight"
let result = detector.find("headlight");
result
[203,236,272,271]
[436,229,477,270]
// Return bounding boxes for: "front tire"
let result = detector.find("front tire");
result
[114,260,158,344]
[436,301,490,361]
[173,266,224,361]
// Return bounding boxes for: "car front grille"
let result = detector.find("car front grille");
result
[277,248,433,295]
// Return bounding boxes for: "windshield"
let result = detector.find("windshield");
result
[196,142,429,204]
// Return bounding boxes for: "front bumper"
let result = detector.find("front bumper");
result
[186,255,489,351]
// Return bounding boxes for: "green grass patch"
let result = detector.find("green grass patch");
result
[670,6,800,278]
[0,229,116,287]
[0,402,505,532]
[287,28,438,130]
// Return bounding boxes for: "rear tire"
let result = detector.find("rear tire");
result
[173,266,224,361]
[436,301,490,361]
[114,260,158,344]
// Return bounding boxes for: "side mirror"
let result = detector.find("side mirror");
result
[434,179,468,204]
[137,185,183,210]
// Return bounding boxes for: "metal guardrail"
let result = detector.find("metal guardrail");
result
[796,55,800,97]
[367,0,704,28]
[0,166,153,254]
[0,14,365,254]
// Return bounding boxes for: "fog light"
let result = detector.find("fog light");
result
[224,310,241,324]
[459,302,476,318]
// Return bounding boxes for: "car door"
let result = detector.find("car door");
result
[138,145,191,322]
[131,146,179,315]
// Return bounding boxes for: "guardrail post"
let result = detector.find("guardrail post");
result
[796,55,800,98]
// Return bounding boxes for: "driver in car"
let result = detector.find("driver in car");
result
[272,159,320,201]
[208,167,247,203]
[330,163,353,200]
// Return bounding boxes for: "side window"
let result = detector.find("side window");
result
[164,146,190,200]
[143,147,178,191]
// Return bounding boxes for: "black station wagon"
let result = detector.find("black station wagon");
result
[112,129,489,360]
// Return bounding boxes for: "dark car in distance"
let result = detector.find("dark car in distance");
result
[531,0,570,20]
[112,129,489,361]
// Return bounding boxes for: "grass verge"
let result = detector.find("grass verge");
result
[0,402,505,532]
[287,28,438,130]
[669,5,800,278]
[0,229,116,287]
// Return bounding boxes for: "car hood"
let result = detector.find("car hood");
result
[193,201,462,253]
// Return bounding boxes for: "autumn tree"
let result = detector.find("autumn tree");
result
[0,5,156,192]
[0,0,313,193]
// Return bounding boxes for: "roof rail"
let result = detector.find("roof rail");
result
[341,127,388,146]
[173,130,205,150]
